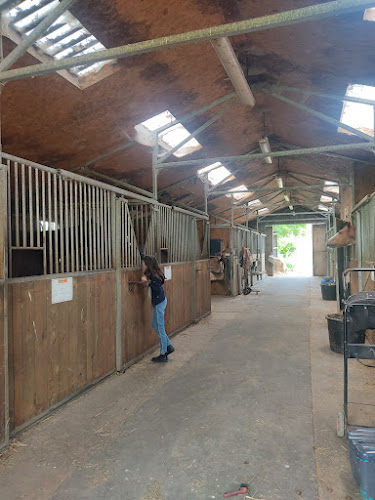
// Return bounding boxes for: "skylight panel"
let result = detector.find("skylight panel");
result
[339,84,375,137]
[198,163,232,185]
[226,185,250,201]
[136,110,202,158]
[258,207,269,214]
[364,8,375,21]
[4,1,114,85]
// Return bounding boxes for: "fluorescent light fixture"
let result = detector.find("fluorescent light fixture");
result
[284,194,290,202]
[277,177,284,189]
[259,137,272,164]
[320,195,333,202]
[258,207,269,213]
[247,199,262,207]
[198,162,233,186]
[318,204,329,212]
[135,110,202,157]
[289,205,294,211]
[324,180,339,195]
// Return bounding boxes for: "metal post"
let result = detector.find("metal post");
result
[152,135,158,200]
[357,211,363,292]
[332,204,340,312]
[0,165,9,448]
[114,196,123,372]
[203,177,209,215]
[230,195,235,296]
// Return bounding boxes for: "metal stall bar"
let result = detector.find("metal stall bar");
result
[92,185,97,270]
[69,180,74,273]
[21,163,26,247]
[88,183,92,271]
[47,172,53,274]
[53,173,58,273]
[59,176,64,273]
[74,181,79,272]
[14,162,19,248]
[103,189,108,269]
[35,167,40,249]
[28,166,33,248]
[1,0,374,82]
[79,182,84,272]
[64,179,69,273]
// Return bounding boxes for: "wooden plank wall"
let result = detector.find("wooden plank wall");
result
[7,261,211,434]
[121,263,193,365]
[0,284,5,444]
[9,272,116,430]
[195,261,211,320]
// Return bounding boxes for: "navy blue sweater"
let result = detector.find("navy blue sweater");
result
[149,274,166,307]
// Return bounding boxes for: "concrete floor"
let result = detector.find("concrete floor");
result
[0,277,373,500]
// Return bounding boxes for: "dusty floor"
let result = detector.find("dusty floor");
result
[0,277,373,500]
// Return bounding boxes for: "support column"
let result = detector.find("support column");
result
[190,218,197,322]
[113,196,123,372]
[229,195,235,296]
[0,165,9,448]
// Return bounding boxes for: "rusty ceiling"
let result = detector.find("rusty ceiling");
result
[1,0,375,223]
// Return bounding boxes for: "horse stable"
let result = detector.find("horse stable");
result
[0,1,375,499]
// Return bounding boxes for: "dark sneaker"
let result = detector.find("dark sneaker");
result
[167,345,175,355]
[151,354,168,363]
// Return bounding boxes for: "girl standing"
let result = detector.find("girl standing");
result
[141,256,174,363]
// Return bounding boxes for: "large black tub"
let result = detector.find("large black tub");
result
[326,313,366,354]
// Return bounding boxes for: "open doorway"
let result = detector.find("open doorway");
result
[273,224,313,277]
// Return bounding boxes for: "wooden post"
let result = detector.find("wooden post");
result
[190,218,197,322]
[113,196,123,372]
[0,165,9,448]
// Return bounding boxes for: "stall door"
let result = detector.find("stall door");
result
[313,225,328,276]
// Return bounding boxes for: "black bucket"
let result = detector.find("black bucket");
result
[321,283,336,301]
[326,313,366,354]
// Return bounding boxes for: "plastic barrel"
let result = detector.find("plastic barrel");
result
[326,313,366,354]
[321,283,337,301]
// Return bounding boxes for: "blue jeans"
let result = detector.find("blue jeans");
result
[152,298,171,355]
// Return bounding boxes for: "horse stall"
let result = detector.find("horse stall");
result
[209,223,266,296]
[0,154,211,448]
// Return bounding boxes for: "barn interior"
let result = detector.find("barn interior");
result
[1,1,375,499]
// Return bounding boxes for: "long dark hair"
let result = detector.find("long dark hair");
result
[143,255,165,283]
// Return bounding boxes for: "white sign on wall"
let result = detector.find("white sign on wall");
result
[51,277,73,304]
[164,266,172,281]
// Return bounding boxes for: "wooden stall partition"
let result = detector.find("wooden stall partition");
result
[9,272,116,431]
[0,284,6,447]
[195,260,211,320]
[121,263,193,366]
